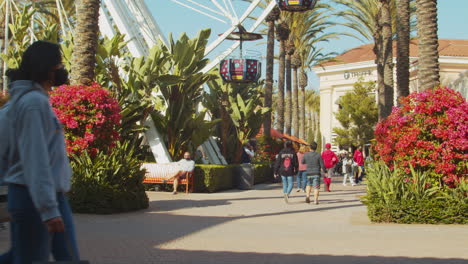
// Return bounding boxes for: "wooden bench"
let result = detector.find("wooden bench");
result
[142,163,194,193]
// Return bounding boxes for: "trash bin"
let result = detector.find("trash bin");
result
[235,163,254,190]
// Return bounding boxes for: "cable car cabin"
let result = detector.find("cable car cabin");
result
[220,58,261,83]
[276,0,317,12]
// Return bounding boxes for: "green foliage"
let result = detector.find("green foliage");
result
[333,79,378,148]
[68,141,149,214]
[193,165,235,193]
[252,136,284,164]
[151,29,219,160]
[253,163,274,184]
[316,129,322,152]
[205,78,270,163]
[364,161,468,224]
[1,6,60,69]
[366,198,468,224]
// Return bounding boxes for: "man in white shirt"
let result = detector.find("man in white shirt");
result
[172,152,195,194]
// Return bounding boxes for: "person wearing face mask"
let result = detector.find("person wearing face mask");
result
[172,152,195,194]
[0,41,80,263]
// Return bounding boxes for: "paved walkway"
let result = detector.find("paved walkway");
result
[1,179,467,263]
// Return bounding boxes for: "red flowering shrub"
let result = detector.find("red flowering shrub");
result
[374,87,468,187]
[50,83,121,156]
[253,136,284,164]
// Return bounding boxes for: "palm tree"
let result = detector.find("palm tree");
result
[396,0,410,102]
[275,20,290,133]
[285,38,294,135]
[292,51,301,138]
[334,0,406,119]
[299,69,307,139]
[71,0,101,86]
[415,0,440,90]
[263,6,280,137]
[375,0,394,119]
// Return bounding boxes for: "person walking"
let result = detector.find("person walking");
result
[0,41,80,263]
[302,142,327,204]
[321,143,338,192]
[295,145,308,193]
[342,153,356,186]
[354,146,364,184]
[274,140,298,203]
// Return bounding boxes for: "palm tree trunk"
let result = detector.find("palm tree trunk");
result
[71,0,101,86]
[292,66,299,137]
[299,84,305,139]
[0,5,5,91]
[375,0,394,120]
[285,52,292,135]
[396,0,410,102]
[263,19,275,137]
[277,40,286,133]
[416,0,440,90]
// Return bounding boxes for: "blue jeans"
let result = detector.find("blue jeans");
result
[281,176,294,195]
[7,184,80,263]
[296,171,307,190]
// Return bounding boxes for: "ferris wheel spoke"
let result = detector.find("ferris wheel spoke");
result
[171,0,229,24]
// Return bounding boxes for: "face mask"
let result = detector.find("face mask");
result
[54,67,69,86]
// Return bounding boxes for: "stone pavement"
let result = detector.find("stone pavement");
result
[1,179,467,264]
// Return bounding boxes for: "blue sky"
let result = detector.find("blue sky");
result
[144,0,468,89]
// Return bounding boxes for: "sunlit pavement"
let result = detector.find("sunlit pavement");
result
[1,177,467,264]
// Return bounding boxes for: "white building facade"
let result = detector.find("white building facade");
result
[313,39,468,150]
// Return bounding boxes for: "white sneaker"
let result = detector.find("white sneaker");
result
[352,183,356,186]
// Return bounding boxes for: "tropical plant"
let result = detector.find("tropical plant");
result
[374,87,468,187]
[333,79,378,148]
[71,0,100,85]
[151,29,218,160]
[415,0,440,90]
[68,140,149,214]
[205,78,270,164]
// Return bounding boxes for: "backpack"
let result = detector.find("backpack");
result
[282,155,291,169]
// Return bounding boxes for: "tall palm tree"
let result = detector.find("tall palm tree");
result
[334,0,411,119]
[275,20,290,133]
[415,0,439,90]
[299,69,307,139]
[285,38,294,135]
[292,51,301,138]
[375,0,394,119]
[263,6,280,137]
[396,0,410,102]
[71,0,101,86]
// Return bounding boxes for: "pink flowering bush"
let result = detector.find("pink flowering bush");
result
[50,83,121,156]
[374,87,468,187]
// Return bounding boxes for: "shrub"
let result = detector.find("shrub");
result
[68,141,149,214]
[253,136,283,164]
[50,83,121,156]
[253,163,274,184]
[193,165,234,193]
[374,87,468,187]
[364,161,468,224]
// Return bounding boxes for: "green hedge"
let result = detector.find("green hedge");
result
[193,164,235,193]
[365,198,468,224]
[252,163,274,184]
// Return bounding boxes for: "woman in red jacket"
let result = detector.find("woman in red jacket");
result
[321,143,338,192]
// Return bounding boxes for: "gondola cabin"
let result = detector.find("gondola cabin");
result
[220,58,261,83]
[276,0,317,12]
